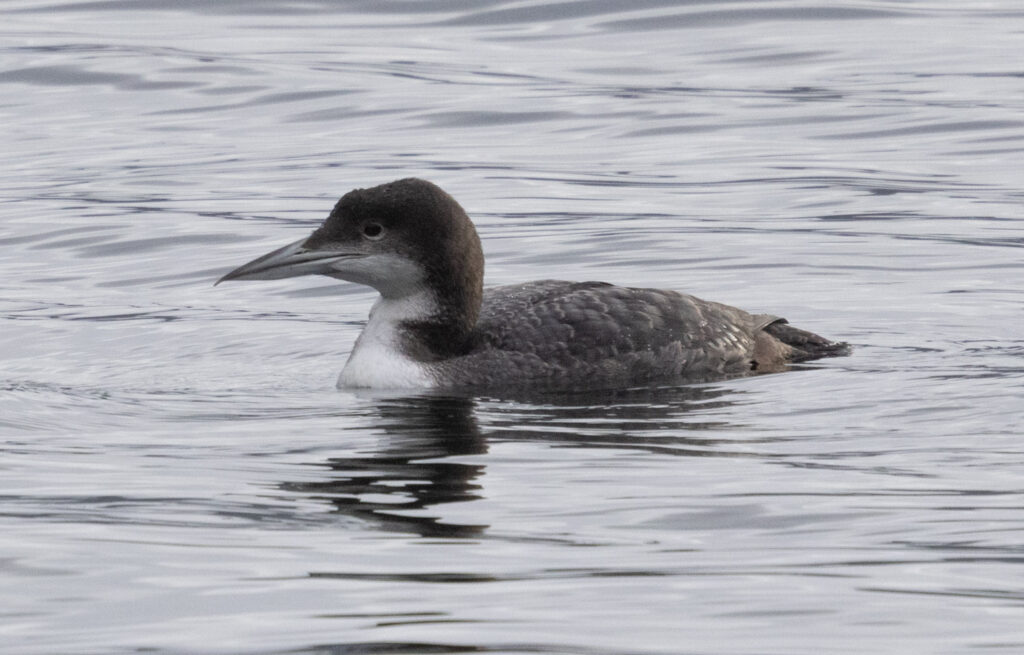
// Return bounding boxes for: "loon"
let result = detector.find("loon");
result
[217,178,849,391]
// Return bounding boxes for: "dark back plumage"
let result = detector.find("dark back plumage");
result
[430,280,811,390]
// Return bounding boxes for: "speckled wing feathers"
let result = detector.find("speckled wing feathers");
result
[436,280,768,389]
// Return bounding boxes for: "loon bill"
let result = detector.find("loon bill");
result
[217,178,850,391]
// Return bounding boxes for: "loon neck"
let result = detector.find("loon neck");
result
[369,282,478,363]
[399,288,479,361]
[404,223,484,361]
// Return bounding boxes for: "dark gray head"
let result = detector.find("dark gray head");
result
[218,178,485,351]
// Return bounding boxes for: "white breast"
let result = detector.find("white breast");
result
[336,293,437,389]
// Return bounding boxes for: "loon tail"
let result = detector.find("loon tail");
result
[763,319,851,363]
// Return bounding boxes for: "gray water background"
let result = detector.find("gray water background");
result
[2,1,1023,653]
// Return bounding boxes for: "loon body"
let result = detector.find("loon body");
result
[218,178,849,391]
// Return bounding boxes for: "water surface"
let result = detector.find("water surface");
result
[2,2,1023,653]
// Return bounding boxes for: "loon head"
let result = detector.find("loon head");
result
[218,179,485,336]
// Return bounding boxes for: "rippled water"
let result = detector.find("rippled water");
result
[2,1,1023,653]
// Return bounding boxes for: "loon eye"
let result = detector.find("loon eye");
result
[362,223,384,240]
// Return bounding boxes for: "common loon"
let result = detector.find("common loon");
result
[217,178,849,391]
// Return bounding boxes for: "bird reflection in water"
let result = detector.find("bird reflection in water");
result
[281,395,488,538]
[282,385,738,538]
